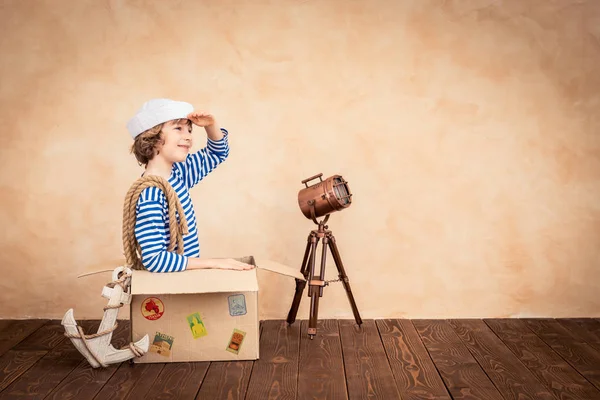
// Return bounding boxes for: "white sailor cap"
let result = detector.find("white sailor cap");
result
[126,98,194,139]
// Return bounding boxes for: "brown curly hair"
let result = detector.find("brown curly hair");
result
[130,119,191,166]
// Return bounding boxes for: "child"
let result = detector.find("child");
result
[126,98,255,273]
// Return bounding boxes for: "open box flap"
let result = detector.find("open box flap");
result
[254,258,305,280]
[131,268,259,295]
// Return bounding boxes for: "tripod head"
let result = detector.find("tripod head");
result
[297,173,352,225]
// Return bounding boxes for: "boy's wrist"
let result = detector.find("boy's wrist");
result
[186,257,209,270]
[205,123,224,141]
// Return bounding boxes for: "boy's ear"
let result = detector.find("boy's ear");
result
[154,138,165,155]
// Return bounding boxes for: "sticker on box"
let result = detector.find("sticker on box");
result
[187,312,208,339]
[149,331,174,357]
[226,329,246,354]
[141,297,164,321]
[228,294,247,316]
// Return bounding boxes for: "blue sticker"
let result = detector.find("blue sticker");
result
[228,294,247,316]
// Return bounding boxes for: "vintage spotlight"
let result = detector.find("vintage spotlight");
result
[287,172,362,339]
[297,173,352,225]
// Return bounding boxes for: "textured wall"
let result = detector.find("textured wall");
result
[1,0,599,320]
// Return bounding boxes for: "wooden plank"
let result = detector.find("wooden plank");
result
[526,319,600,391]
[413,319,504,400]
[558,319,600,352]
[12,320,67,352]
[0,320,99,398]
[484,318,600,400]
[43,320,131,399]
[376,319,450,400]
[339,319,401,399]
[0,320,48,357]
[93,362,165,400]
[0,350,47,392]
[446,319,553,399]
[195,361,253,399]
[448,319,556,399]
[245,320,301,399]
[0,320,67,391]
[298,319,347,400]
[144,362,210,399]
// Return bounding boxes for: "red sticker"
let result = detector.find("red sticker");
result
[141,297,164,320]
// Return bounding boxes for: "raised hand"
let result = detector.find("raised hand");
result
[187,111,215,127]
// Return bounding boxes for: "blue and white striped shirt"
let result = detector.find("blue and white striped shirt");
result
[134,128,230,272]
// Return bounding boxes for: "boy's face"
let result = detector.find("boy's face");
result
[156,119,193,163]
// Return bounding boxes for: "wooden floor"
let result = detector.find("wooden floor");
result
[0,318,599,399]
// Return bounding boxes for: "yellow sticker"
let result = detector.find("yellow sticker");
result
[187,312,208,339]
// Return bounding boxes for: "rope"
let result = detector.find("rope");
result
[69,325,109,367]
[122,175,189,270]
[64,321,119,340]
[64,270,146,364]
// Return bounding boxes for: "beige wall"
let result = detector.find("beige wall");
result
[1,0,599,320]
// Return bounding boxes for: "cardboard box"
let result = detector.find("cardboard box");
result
[129,255,303,363]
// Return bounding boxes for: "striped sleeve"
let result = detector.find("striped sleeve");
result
[135,188,188,273]
[182,128,230,189]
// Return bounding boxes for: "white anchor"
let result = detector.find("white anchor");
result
[61,266,150,368]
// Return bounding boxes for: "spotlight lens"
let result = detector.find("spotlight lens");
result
[333,177,351,206]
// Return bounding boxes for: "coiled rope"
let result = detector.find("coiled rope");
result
[122,175,189,270]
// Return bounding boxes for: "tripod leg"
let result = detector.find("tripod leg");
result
[308,236,328,338]
[287,234,315,325]
[328,234,363,326]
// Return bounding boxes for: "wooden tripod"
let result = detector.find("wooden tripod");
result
[286,218,362,338]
